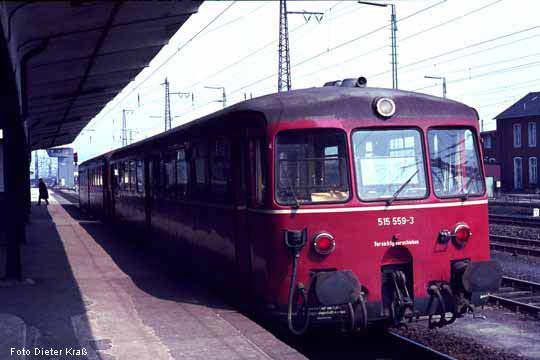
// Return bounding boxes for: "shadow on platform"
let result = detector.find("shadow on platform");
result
[0,199,95,359]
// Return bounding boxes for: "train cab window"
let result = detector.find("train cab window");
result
[428,128,484,197]
[136,160,144,193]
[210,138,231,196]
[352,129,427,201]
[275,129,350,205]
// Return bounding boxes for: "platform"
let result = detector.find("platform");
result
[0,189,305,360]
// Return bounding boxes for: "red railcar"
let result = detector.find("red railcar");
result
[79,82,501,333]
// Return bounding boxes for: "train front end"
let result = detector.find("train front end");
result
[256,86,502,333]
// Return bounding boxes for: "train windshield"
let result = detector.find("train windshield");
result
[428,128,484,198]
[275,129,350,205]
[352,129,427,201]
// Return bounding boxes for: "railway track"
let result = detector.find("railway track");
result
[283,329,457,360]
[488,276,540,318]
[386,331,457,359]
[490,234,540,256]
[489,214,540,227]
[52,188,79,204]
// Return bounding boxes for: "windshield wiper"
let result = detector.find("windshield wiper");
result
[459,175,476,201]
[386,169,420,206]
[283,168,300,208]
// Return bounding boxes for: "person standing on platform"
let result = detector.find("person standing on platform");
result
[37,178,49,205]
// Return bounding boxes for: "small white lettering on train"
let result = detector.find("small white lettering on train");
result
[373,240,420,247]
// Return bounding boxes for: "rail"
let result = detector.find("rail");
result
[489,214,540,227]
[488,276,540,318]
[386,331,457,360]
[490,193,540,204]
[490,234,540,257]
[51,188,79,204]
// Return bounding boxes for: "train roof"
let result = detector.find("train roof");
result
[231,86,477,122]
[80,86,477,167]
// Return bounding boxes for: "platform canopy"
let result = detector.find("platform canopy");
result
[0,1,203,150]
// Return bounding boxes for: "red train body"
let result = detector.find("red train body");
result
[79,85,501,333]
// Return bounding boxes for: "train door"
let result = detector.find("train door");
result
[86,169,90,209]
[239,129,267,296]
[144,158,152,232]
[110,163,117,220]
[147,157,160,238]
[233,135,251,288]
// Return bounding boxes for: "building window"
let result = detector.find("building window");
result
[484,135,492,149]
[529,122,537,147]
[530,157,538,185]
[514,157,523,189]
[514,124,522,148]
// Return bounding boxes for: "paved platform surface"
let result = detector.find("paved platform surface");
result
[0,189,306,360]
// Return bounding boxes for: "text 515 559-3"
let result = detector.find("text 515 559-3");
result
[377,216,415,226]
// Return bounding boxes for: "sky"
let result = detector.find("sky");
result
[69,0,540,163]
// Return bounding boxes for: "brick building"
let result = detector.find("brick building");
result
[480,130,498,163]
[488,92,540,192]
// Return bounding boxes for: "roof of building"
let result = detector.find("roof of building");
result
[495,92,540,120]
[2,2,203,150]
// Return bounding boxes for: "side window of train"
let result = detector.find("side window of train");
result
[210,137,232,200]
[251,138,266,206]
[193,141,209,198]
[129,160,136,192]
[117,163,124,191]
[176,149,189,198]
[159,154,176,197]
[150,159,160,197]
[136,160,144,193]
[123,161,130,191]
[112,164,119,190]
[166,153,177,195]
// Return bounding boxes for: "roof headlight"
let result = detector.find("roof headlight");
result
[374,97,396,118]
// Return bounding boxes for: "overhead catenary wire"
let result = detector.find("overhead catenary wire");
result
[294,0,505,84]
[89,1,346,133]
[413,59,540,92]
[377,31,540,82]
[415,51,540,88]
[90,2,237,127]
[369,23,540,81]
[184,1,347,91]
[456,76,540,98]
[80,1,538,155]
[228,0,449,96]
[172,0,454,121]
